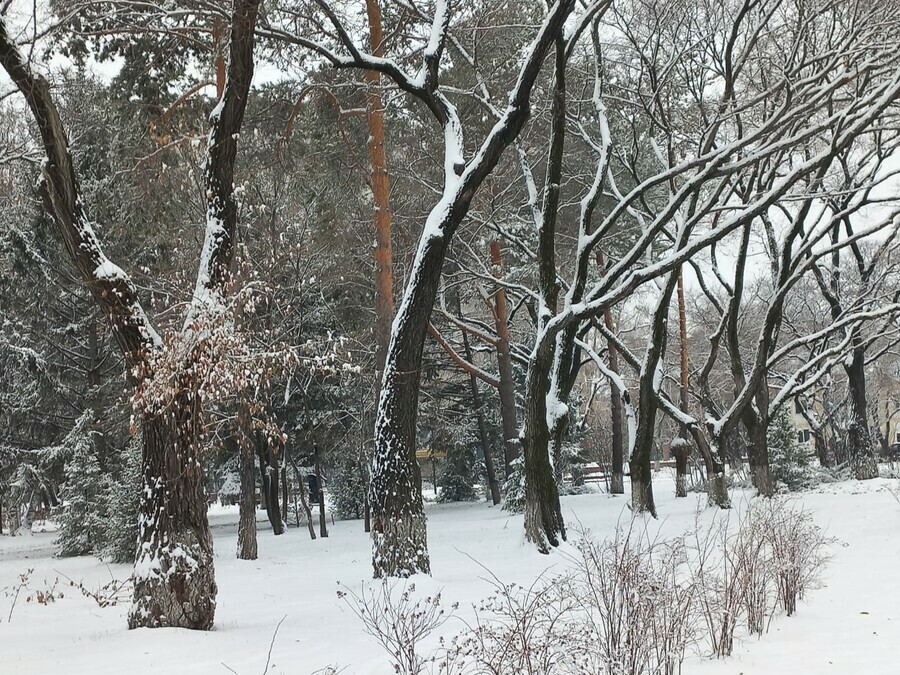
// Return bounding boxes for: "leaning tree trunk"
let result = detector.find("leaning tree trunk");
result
[129,400,217,630]
[691,427,731,508]
[371,235,451,577]
[846,348,878,479]
[630,273,680,516]
[368,0,573,576]
[522,341,565,552]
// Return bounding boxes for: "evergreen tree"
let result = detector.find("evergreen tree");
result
[102,435,142,563]
[438,443,477,503]
[768,405,814,491]
[331,461,368,521]
[57,413,105,556]
[502,456,526,513]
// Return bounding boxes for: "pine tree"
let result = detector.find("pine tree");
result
[768,405,813,491]
[502,456,526,513]
[437,443,477,503]
[102,435,142,563]
[57,414,105,556]
[331,461,368,521]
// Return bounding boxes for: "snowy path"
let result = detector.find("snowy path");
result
[1,477,898,674]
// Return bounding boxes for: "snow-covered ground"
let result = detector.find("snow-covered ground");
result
[1,474,899,674]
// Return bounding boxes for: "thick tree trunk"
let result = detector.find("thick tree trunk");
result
[743,405,774,498]
[689,427,730,508]
[129,406,216,630]
[371,241,442,575]
[846,348,878,479]
[237,411,257,560]
[522,342,565,552]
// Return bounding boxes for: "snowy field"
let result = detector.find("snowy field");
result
[2,474,899,675]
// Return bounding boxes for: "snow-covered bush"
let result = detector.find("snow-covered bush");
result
[690,497,831,657]
[337,581,453,675]
[758,499,830,616]
[568,525,699,675]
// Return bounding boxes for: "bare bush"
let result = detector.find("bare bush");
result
[338,581,454,675]
[343,500,829,672]
[568,525,698,675]
[691,497,830,657]
[757,500,831,616]
[440,570,592,675]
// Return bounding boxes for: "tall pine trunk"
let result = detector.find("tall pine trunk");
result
[489,241,521,476]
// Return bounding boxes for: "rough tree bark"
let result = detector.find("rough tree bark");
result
[522,32,567,552]
[236,420,258,560]
[0,0,261,628]
[846,347,879,479]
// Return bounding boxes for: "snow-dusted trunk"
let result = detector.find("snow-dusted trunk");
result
[130,402,217,630]
[522,341,565,552]
[687,425,730,508]
[845,348,878,480]
[743,409,774,498]
[371,234,451,576]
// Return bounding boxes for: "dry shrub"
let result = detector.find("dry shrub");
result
[338,581,454,675]
[691,497,831,657]
[345,498,830,673]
